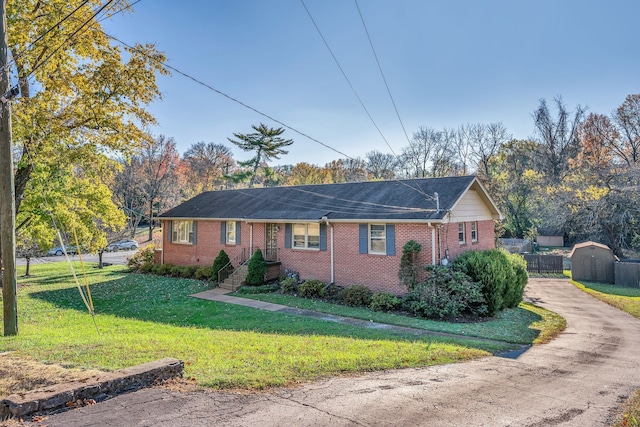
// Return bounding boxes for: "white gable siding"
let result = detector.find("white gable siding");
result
[448,190,494,222]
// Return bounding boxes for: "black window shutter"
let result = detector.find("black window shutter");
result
[385,224,396,256]
[236,222,241,245]
[167,221,172,243]
[220,221,226,244]
[285,223,292,248]
[192,221,198,245]
[359,224,368,254]
[319,223,327,251]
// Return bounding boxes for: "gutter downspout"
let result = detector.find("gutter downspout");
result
[249,222,253,255]
[322,216,334,283]
[330,224,335,283]
[429,222,436,265]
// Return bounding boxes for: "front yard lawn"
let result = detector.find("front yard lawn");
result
[1,263,513,397]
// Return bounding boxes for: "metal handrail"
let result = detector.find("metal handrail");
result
[216,248,247,283]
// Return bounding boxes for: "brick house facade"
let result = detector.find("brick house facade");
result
[158,176,502,293]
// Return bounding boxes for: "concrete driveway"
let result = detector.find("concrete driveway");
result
[27,278,640,426]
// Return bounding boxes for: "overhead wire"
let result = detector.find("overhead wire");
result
[354,0,412,146]
[299,0,435,202]
[299,0,396,156]
[25,0,118,79]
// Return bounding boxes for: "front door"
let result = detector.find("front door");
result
[265,223,278,261]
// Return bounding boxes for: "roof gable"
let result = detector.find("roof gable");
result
[160,176,499,222]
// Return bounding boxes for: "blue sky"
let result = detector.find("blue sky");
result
[102,0,640,166]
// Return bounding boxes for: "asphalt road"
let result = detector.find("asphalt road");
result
[27,278,640,426]
[16,250,136,267]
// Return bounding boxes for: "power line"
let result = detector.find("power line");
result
[8,0,90,72]
[26,0,118,79]
[300,0,397,156]
[354,0,412,146]
[100,32,354,160]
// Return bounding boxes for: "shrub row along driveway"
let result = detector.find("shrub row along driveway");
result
[37,278,640,426]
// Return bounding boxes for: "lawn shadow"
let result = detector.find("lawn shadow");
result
[27,274,513,351]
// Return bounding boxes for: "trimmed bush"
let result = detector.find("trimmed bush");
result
[405,265,487,319]
[152,263,173,276]
[169,265,186,277]
[369,292,400,312]
[320,283,344,302]
[245,249,267,286]
[195,266,213,280]
[452,248,526,316]
[504,252,528,308]
[212,250,231,280]
[140,262,154,273]
[181,265,199,278]
[299,279,325,298]
[342,284,372,307]
[399,240,422,288]
[280,277,298,294]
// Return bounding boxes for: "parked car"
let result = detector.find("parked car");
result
[106,239,139,252]
[47,245,80,256]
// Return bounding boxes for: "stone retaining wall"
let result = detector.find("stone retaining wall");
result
[1,357,183,420]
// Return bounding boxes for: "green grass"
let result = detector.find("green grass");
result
[232,291,561,345]
[571,280,640,319]
[1,262,514,392]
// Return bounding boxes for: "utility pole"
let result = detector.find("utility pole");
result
[0,0,18,336]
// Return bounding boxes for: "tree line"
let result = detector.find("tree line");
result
[109,93,640,258]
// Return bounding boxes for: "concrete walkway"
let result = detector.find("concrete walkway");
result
[190,288,516,346]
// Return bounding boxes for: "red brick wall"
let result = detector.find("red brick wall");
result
[161,219,495,294]
[438,220,495,261]
[162,220,248,267]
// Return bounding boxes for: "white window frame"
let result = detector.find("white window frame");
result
[226,221,236,244]
[292,223,320,250]
[458,223,466,244]
[471,221,478,242]
[172,220,194,244]
[369,224,387,255]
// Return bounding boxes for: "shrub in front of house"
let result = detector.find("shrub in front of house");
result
[212,250,231,281]
[404,265,487,319]
[504,252,528,308]
[152,263,173,276]
[195,266,213,280]
[127,245,155,271]
[399,240,422,288]
[280,276,298,294]
[245,248,267,286]
[342,284,373,307]
[140,262,155,273]
[452,248,526,316]
[369,292,400,312]
[299,279,325,298]
[320,283,344,302]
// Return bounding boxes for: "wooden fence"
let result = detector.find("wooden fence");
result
[523,254,564,274]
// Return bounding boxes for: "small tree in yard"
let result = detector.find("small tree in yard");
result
[246,248,267,286]
[212,250,231,280]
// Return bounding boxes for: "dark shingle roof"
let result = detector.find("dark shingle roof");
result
[160,176,478,221]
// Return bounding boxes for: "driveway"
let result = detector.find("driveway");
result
[26,278,640,426]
